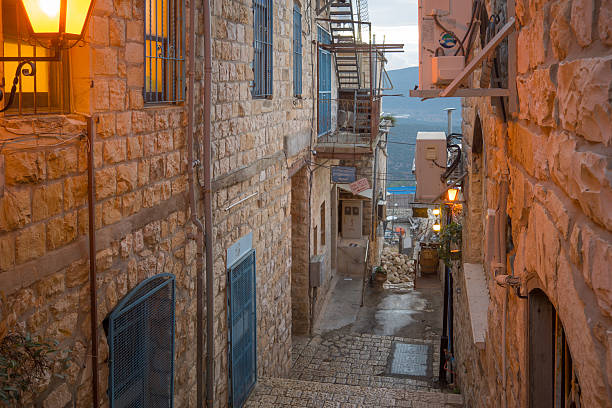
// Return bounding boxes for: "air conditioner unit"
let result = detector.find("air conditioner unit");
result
[415,132,447,201]
[418,0,471,90]
[310,254,326,287]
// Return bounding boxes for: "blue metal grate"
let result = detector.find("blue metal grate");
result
[293,4,302,97]
[105,274,176,408]
[252,0,273,98]
[318,26,332,136]
[228,250,257,407]
[144,0,185,104]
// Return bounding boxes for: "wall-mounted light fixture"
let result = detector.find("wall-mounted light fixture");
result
[433,224,441,232]
[447,188,458,202]
[432,208,440,216]
[0,0,95,111]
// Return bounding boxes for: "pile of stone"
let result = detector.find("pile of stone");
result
[380,248,416,285]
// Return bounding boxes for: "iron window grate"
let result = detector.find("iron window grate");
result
[293,4,302,97]
[105,273,176,408]
[318,26,332,136]
[145,0,185,104]
[252,0,273,98]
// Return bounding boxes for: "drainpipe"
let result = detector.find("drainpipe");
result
[202,0,215,405]
[86,116,100,408]
[186,0,206,406]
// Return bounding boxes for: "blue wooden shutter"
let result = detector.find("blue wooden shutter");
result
[293,4,302,96]
[318,26,332,136]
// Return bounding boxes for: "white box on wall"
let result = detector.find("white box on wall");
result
[418,0,471,91]
[415,132,447,201]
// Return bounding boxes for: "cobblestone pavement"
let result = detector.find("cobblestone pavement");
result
[246,330,462,407]
[244,377,463,407]
[290,331,441,392]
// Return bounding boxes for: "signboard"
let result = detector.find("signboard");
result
[349,178,370,195]
[331,166,356,183]
[412,207,429,218]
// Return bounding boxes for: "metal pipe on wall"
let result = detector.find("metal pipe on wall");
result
[202,0,215,404]
[86,116,100,408]
[186,0,206,405]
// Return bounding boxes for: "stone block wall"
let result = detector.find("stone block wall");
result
[0,0,202,404]
[454,0,612,406]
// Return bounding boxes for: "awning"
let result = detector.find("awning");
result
[338,184,372,200]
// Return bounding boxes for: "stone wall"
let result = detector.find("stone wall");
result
[454,0,612,406]
[0,0,326,407]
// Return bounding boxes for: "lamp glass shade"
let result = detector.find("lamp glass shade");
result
[21,0,61,34]
[66,0,93,36]
[433,224,441,232]
[447,188,458,202]
[432,208,440,215]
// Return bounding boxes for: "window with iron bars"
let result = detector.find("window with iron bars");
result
[1,0,70,115]
[293,3,302,97]
[317,26,331,136]
[145,0,185,104]
[252,0,273,98]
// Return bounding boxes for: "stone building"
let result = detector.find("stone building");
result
[0,0,390,407]
[452,0,612,406]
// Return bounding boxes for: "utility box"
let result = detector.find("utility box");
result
[418,0,471,90]
[309,254,326,287]
[415,132,447,201]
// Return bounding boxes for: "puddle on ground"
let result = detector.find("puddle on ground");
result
[373,293,430,334]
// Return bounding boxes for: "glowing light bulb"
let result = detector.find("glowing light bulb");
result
[39,0,60,17]
[433,224,441,232]
[432,208,440,215]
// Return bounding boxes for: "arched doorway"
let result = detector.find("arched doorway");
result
[528,289,581,407]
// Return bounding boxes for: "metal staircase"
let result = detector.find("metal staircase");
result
[328,1,361,90]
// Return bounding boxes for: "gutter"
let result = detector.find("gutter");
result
[202,0,215,405]
[186,0,206,406]
[86,116,100,408]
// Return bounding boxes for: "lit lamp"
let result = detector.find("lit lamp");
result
[447,188,459,202]
[0,0,95,110]
[433,224,441,232]
[432,208,440,216]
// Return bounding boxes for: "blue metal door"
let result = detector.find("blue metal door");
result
[228,250,257,407]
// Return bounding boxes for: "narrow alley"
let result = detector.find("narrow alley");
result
[246,245,463,407]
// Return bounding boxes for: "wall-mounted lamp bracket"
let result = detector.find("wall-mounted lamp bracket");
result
[0,47,62,112]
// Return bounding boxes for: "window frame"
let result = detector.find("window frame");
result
[144,0,186,105]
[1,0,70,115]
[252,0,273,98]
[317,25,332,136]
[293,3,302,97]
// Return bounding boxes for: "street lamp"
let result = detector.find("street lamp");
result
[0,0,95,110]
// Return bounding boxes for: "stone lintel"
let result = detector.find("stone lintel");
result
[211,151,285,192]
[463,262,489,349]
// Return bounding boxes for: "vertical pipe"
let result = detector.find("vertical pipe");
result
[87,117,100,408]
[203,0,215,404]
[186,0,205,406]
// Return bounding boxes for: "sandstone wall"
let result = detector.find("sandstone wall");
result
[455,0,612,406]
[0,0,202,404]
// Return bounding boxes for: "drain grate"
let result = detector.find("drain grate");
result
[388,342,432,379]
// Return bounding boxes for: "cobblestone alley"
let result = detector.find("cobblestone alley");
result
[245,256,464,407]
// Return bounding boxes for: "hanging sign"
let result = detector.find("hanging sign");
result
[349,178,370,195]
[331,166,356,183]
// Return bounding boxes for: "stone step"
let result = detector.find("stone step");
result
[245,377,463,407]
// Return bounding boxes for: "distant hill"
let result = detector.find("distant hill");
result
[382,67,462,125]
[381,67,463,188]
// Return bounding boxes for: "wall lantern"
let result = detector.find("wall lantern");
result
[433,224,441,232]
[432,208,440,216]
[0,0,95,111]
[447,188,459,202]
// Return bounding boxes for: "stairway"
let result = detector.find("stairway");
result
[329,1,361,90]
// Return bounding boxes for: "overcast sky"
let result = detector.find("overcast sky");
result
[369,0,419,71]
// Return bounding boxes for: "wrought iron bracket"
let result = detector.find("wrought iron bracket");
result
[0,48,61,112]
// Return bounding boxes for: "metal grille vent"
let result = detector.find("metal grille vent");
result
[105,273,176,408]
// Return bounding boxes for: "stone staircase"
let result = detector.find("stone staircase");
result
[245,332,463,407]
